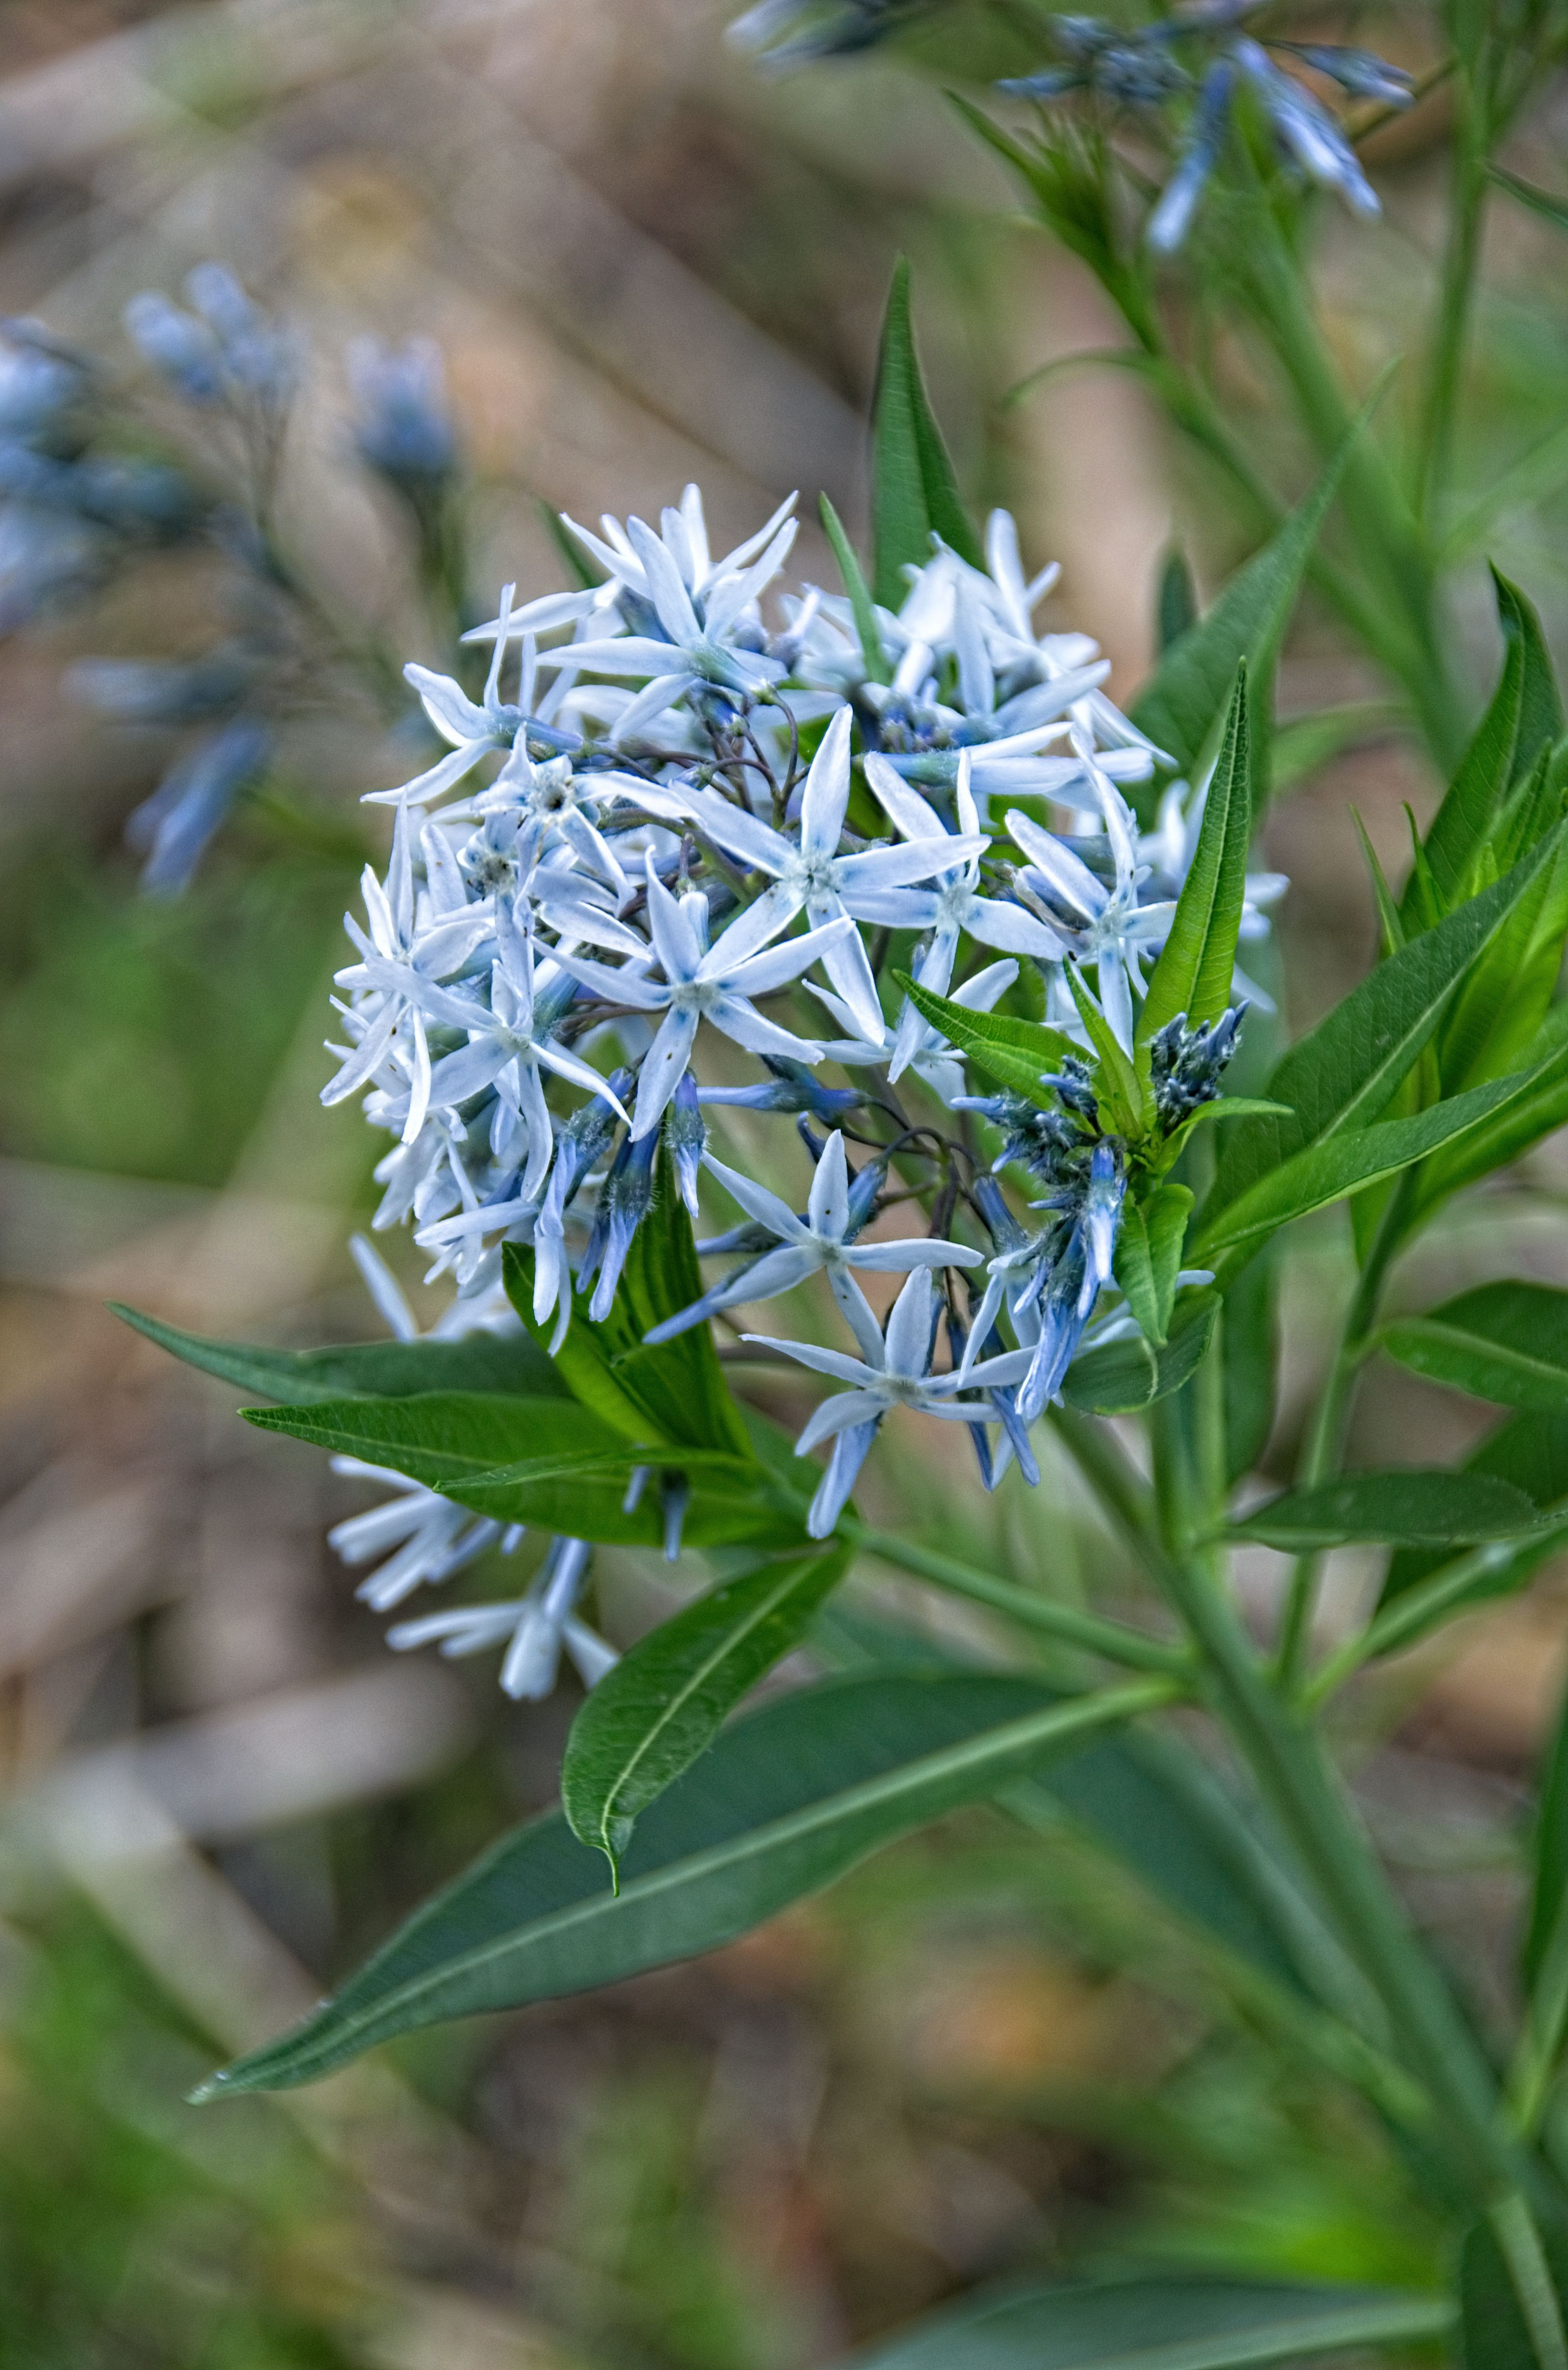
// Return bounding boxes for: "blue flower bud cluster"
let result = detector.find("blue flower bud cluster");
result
[729,0,1413,252]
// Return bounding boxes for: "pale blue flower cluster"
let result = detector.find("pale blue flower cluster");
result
[327,479,1271,1652]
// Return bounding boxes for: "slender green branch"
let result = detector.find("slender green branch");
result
[1302,1535,1543,1706]
[1277,1179,1412,1689]
[1491,2191,1568,2370]
[1137,1393,1541,2206]
[1417,63,1490,529]
[1044,1404,1168,1587]
[839,1520,1190,1676]
[1510,1890,1568,2137]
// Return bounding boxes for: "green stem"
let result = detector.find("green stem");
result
[1303,1536,1528,1706]
[1511,1890,1568,2138]
[1236,193,1469,770]
[1276,1180,1411,1690]
[1140,1396,1536,2206]
[1418,66,1490,530]
[839,1521,1189,1676]
[1492,2191,1568,2370]
[1044,1404,1168,1588]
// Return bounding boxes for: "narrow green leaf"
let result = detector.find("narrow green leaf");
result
[1112,1184,1192,1345]
[1416,571,1563,916]
[1227,1469,1540,1552]
[1490,163,1568,235]
[109,1302,565,1404]
[193,1671,1167,2094]
[538,496,604,589]
[819,1608,1364,2019]
[1156,545,1198,653]
[1380,1409,1568,1618]
[852,2273,1451,2370]
[1459,2207,1568,2370]
[1439,799,1568,1095]
[243,1392,632,1488]
[819,493,890,684]
[1383,1283,1568,1414]
[1202,839,1564,1235]
[896,973,1077,1105]
[1066,963,1151,1136]
[1191,1067,1543,1267]
[501,1151,752,1459]
[1272,702,1406,794]
[241,1393,801,1550]
[1063,1292,1217,1414]
[871,257,983,609]
[1139,666,1251,1043]
[561,1548,850,1872]
[1408,1004,1568,1221]
[1349,810,1405,958]
[1529,1667,1568,1990]
[1130,417,1359,776]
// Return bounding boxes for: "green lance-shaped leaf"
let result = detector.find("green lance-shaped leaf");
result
[501,1150,752,1460]
[562,1547,850,1875]
[1189,1065,1553,1270]
[1384,1282,1568,1415]
[242,1393,803,1551]
[109,1302,566,1404]
[1437,769,1568,1099]
[1130,413,1359,779]
[1155,543,1198,653]
[870,257,984,609]
[818,1608,1366,2020]
[1407,1003,1568,1224]
[895,974,1078,1105]
[1112,1184,1193,1346]
[1415,570,1564,921]
[192,1671,1170,2095]
[851,2272,1451,2370]
[1378,1409,1568,1626]
[1201,835,1565,1236]
[1529,1668,1568,1992]
[1459,2206,1568,2370]
[1138,665,1251,1046]
[1065,962,1152,1138]
[819,493,890,684]
[1226,1468,1541,1553]
[1062,1291,1217,1414]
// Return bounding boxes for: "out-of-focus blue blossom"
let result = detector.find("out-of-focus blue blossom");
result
[125,263,298,410]
[728,0,932,69]
[68,645,260,724]
[995,5,1410,250]
[348,334,458,492]
[124,716,272,895]
[0,318,200,632]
